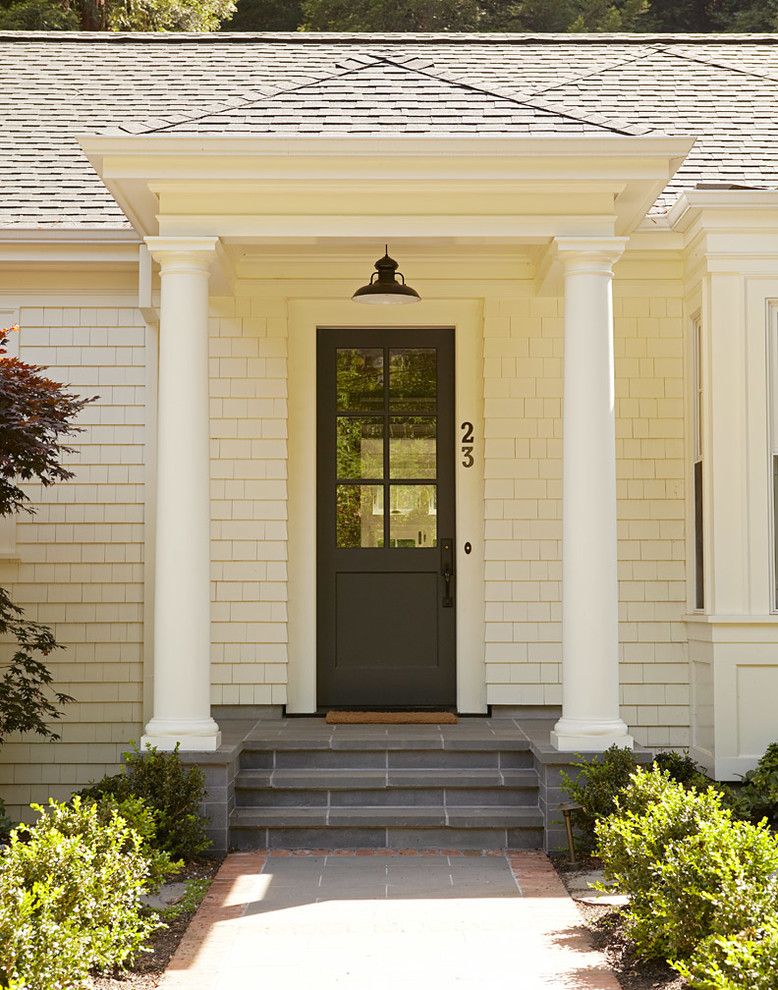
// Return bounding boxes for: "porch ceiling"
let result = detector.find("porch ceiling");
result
[80,134,694,246]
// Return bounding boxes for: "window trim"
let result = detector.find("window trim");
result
[768,302,778,611]
[691,313,704,611]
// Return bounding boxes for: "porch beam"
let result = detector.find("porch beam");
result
[141,235,221,752]
[551,236,633,753]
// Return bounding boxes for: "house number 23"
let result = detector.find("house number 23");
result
[460,421,475,468]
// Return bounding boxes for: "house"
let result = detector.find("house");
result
[1,30,778,851]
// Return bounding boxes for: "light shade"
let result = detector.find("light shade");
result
[352,248,421,305]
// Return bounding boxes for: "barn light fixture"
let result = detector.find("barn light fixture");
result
[351,247,421,305]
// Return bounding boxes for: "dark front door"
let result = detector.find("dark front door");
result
[317,327,456,707]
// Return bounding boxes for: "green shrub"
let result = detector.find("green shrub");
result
[736,742,778,828]
[85,794,181,893]
[0,798,161,989]
[560,744,641,849]
[0,799,12,845]
[653,750,710,790]
[596,767,778,961]
[81,742,210,860]
[673,917,778,990]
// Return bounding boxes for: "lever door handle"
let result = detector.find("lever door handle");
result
[440,537,454,608]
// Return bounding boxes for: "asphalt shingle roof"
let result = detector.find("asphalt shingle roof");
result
[2,32,778,229]
[139,57,634,136]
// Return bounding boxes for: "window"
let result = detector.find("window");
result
[692,316,704,610]
[0,312,19,560]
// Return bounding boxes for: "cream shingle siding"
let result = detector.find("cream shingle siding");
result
[0,304,147,820]
[209,296,289,707]
[482,281,689,748]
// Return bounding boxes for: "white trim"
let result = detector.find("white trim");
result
[142,316,159,726]
[667,189,778,232]
[81,134,695,160]
[287,299,486,714]
[689,310,704,612]
[767,301,778,611]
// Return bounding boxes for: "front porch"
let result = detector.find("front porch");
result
[77,130,696,785]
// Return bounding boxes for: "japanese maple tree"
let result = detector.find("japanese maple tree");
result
[0,326,95,743]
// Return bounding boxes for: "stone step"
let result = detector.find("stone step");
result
[234,767,539,807]
[239,744,533,771]
[228,721,544,851]
[233,805,543,828]
[242,731,534,753]
[230,805,545,851]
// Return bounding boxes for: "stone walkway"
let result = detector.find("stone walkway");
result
[159,851,622,989]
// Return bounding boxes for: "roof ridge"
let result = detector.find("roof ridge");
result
[3,30,778,43]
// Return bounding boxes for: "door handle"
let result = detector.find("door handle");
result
[440,537,454,608]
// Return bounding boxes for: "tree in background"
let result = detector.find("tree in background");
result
[641,0,717,31]
[1,0,776,32]
[0,326,93,744]
[717,0,778,29]
[227,0,301,31]
[301,0,479,32]
[231,0,778,32]
[0,0,235,30]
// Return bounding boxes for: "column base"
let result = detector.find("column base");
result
[141,717,222,753]
[551,716,633,753]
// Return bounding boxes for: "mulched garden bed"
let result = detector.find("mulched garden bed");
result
[553,855,686,990]
[89,856,224,990]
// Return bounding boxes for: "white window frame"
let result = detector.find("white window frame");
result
[0,309,20,560]
[691,313,704,610]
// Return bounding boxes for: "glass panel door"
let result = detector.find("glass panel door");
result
[317,328,456,707]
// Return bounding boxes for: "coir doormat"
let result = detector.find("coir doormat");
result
[325,711,458,725]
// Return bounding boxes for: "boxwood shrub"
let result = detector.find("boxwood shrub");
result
[736,742,778,828]
[0,798,162,990]
[674,917,778,990]
[596,767,778,962]
[80,742,210,860]
[560,744,641,850]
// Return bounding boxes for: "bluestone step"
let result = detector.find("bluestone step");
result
[228,721,544,851]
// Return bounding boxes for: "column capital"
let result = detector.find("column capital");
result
[554,236,629,274]
[144,236,220,274]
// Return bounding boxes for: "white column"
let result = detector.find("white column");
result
[551,237,633,752]
[142,237,221,752]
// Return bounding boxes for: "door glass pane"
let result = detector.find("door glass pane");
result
[389,349,436,413]
[337,348,384,411]
[390,417,436,480]
[337,485,383,548]
[389,485,436,547]
[337,417,383,480]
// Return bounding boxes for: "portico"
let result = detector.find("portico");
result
[81,133,692,757]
